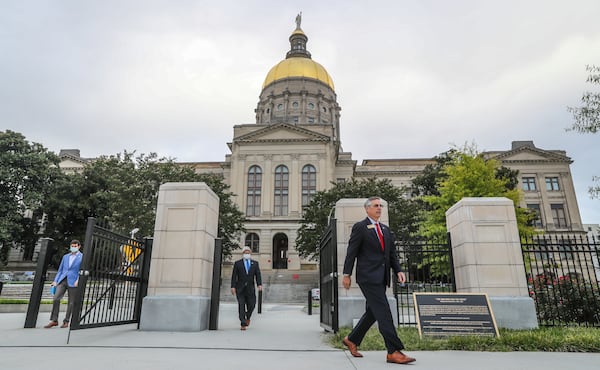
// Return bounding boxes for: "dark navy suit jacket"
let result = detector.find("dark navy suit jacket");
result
[342,217,402,287]
[231,259,262,293]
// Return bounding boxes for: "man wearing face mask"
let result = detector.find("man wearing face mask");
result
[231,246,262,330]
[44,240,83,329]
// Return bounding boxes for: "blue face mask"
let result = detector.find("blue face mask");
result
[70,246,79,253]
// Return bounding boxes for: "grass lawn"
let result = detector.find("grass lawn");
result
[331,326,600,352]
[0,298,65,304]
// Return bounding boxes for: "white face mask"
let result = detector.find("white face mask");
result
[70,246,79,253]
[243,253,251,260]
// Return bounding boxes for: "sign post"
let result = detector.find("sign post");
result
[413,293,499,338]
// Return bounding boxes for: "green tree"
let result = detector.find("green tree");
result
[410,150,456,199]
[417,148,535,277]
[43,171,97,265]
[567,64,600,198]
[0,130,61,265]
[421,148,535,239]
[44,151,245,260]
[296,177,422,260]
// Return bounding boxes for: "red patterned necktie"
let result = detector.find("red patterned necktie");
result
[375,223,384,250]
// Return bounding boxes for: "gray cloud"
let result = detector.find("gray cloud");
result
[2,0,599,222]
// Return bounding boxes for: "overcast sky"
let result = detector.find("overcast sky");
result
[2,1,599,223]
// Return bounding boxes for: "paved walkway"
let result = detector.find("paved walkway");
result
[1,303,599,370]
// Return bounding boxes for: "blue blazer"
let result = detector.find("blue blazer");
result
[54,252,83,287]
[342,218,402,287]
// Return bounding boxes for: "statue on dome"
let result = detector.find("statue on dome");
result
[295,12,302,29]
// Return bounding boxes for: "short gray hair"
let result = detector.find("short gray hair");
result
[241,246,252,253]
[364,196,381,208]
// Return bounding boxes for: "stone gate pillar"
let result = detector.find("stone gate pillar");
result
[446,197,538,329]
[140,182,219,331]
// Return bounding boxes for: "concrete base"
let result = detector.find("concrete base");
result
[489,296,538,329]
[338,296,398,328]
[140,296,211,331]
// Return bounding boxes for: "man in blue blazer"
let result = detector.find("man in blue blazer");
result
[342,197,415,364]
[231,246,262,330]
[44,240,83,328]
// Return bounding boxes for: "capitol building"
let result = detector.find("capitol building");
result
[58,18,585,272]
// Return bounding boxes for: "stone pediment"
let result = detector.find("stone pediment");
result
[60,158,84,167]
[492,146,572,164]
[234,123,331,143]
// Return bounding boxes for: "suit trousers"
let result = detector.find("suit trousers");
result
[236,288,256,326]
[347,282,404,354]
[50,278,77,323]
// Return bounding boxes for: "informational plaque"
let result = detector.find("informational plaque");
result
[413,293,499,338]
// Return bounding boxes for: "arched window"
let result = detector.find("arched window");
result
[246,166,262,216]
[274,165,289,216]
[302,164,317,207]
[245,233,260,253]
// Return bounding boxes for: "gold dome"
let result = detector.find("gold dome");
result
[262,57,335,91]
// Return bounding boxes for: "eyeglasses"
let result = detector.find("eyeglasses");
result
[370,204,384,208]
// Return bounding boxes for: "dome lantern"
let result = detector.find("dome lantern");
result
[261,13,334,91]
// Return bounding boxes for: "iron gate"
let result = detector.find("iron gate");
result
[319,216,338,332]
[394,233,455,326]
[70,217,152,330]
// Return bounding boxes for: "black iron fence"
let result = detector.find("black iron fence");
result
[521,234,600,327]
[70,218,152,330]
[319,217,338,333]
[394,233,455,326]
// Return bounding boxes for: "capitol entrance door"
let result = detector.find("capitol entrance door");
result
[272,233,288,269]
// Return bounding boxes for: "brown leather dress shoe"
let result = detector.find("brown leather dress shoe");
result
[386,351,416,364]
[342,336,363,358]
[246,319,250,327]
[60,322,69,328]
[240,325,247,330]
[44,321,58,328]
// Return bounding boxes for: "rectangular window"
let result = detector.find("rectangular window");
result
[545,177,560,191]
[301,165,317,207]
[274,166,289,216]
[246,166,262,217]
[551,204,567,228]
[526,204,543,228]
[522,177,537,191]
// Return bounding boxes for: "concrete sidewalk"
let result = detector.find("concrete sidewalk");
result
[1,303,599,370]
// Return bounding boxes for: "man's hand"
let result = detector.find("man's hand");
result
[342,275,351,289]
[397,272,406,284]
[231,288,236,296]
[258,285,263,291]
[74,279,78,288]
[50,282,57,287]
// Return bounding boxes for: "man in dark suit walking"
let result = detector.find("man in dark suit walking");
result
[231,246,262,330]
[342,197,415,364]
